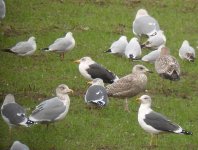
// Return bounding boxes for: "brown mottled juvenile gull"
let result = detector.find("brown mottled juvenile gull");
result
[10,141,29,150]
[29,84,73,126]
[155,46,180,81]
[106,65,152,112]
[137,95,192,146]
[179,40,195,62]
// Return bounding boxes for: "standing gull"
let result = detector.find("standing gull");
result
[105,36,128,55]
[1,37,37,56]
[132,9,160,37]
[0,0,5,20]
[179,40,195,62]
[85,78,108,108]
[125,37,142,60]
[74,56,119,83]
[106,65,152,112]
[155,46,180,81]
[10,141,29,150]
[137,95,192,146]
[29,84,73,125]
[42,32,75,60]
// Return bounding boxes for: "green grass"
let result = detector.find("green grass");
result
[0,0,198,149]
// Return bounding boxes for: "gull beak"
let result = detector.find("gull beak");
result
[74,60,80,64]
[87,81,93,85]
[68,89,74,94]
[147,70,153,73]
[136,98,141,103]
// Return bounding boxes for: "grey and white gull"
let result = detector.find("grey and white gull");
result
[179,40,195,62]
[10,141,29,150]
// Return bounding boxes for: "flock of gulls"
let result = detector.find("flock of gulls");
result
[0,1,196,149]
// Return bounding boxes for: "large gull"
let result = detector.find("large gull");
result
[104,35,128,55]
[155,46,180,81]
[1,37,37,56]
[106,65,152,112]
[10,141,29,150]
[29,84,73,126]
[74,56,119,83]
[0,0,5,20]
[85,78,108,108]
[137,95,192,146]
[179,40,195,62]
[132,9,160,37]
[42,32,75,60]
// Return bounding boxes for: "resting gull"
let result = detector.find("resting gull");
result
[85,78,108,108]
[125,37,142,60]
[155,46,180,81]
[132,9,160,37]
[141,46,162,63]
[179,40,195,62]
[0,0,5,20]
[106,65,152,112]
[10,141,29,150]
[137,95,192,146]
[29,84,73,126]
[42,32,75,60]
[74,56,119,83]
[104,35,128,55]
[1,37,37,56]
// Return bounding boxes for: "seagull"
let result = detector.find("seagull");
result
[74,56,119,84]
[106,65,152,112]
[85,78,109,108]
[0,0,5,20]
[1,37,37,56]
[42,32,75,60]
[155,46,180,81]
[141,47,161,63]
[104,35,128,55]
[1,94,33,136]
[137,95,192,146]
[125,37,142,60]
[10,141,29,150]
[141,30,166,50]
[179,40,195,62]
[29,84,73,126]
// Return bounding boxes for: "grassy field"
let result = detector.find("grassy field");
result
[0,0,198,149]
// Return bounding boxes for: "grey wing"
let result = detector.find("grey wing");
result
[30,97,66,121]
[10,141,30,150]
[49,38,72,52]
[11,42,33,54]
[144,111,180,133]
[142,50,160,63]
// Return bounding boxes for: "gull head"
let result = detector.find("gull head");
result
[3,94,16,105]
[136,95,152,105]
[74,56,94,65]
[132,65,152,74]
[88,78,104,87]
[135,9,148,19]
[56,84,73,96]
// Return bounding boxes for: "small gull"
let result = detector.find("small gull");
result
[0,0,5,20]
[10,141,29,150]
[1,37,36,56]
[137,95,192,146]
[132,9,160,37]
[29,84,73,126]
[74,56,119,83]
[104,35,128,55]
[179,40,195,62]
[125,37,142,60]
[85,78,108,108]
[42,32,75,60]
[106,65,152,112]
[141,46,162,63]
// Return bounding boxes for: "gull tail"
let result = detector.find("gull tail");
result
[41,47,49,51]
[26,118,35,126]
[129,54,142,61]
[141,44,146,49]
[181,129,193,135]
[1,48,15,54]
[104,49,111,53]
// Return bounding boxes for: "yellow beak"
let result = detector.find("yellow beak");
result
[74,59,80,64]
[68,89,74,94]
[87,81,93,85]
[136,98,141,103]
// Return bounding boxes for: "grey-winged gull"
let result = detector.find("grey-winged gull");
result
[85,78,108,108]
[141,46,162,63]
[74,56,119,83]
[42,32,75,60]
[104,35,128,55]
[179,40,195,62]
[1,37,36,56]
[125,37,142,60]
[137,95,192,146]
[29,84,73,125]
[106,65,152,112]
[0,0,5,20]
[10,141,29,150]
[132,9,160,37]
[155,46,180,81]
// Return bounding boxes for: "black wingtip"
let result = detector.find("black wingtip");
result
[141,44,146,49]
[41,47,49,51]
[104,49,111,53]
[181,130,193,135]
[26,119,35,126]
[1,49,14,53]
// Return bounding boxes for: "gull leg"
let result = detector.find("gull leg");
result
[149,134,154,146]
[124,98,130,112]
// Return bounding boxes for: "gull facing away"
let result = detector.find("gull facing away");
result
[74,56,119,84]
[1,37,37,56]
[29,84,73,126]
[106,65,152,112]
[179,40,195,62]
[0,0,5,20]
[141,30,166,50]
[125,37,142,60]
[42,32,75,60]
[133,9,160,37]
[85,78,109,108]
[10,141,29,150]
[137,95,192,146]
[104,36,128,55]
[155,46,180,81]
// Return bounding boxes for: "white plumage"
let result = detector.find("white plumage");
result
[179,40,195,62]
